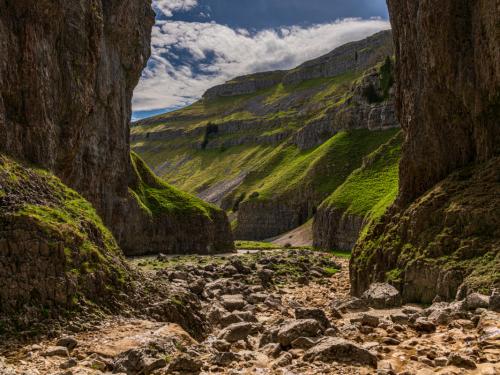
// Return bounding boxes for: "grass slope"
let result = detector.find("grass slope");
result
[129,151,219,219]
[321,132,402,227]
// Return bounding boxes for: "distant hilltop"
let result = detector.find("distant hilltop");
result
[203,30,392,100]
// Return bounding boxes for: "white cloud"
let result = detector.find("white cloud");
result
[154,0,198,17]
[132,18,390,112]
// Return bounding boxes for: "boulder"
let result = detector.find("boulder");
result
[56,337,78,351]
[413,317,436,333]
[277,319,322,347]
[362,283,402,309]
[466,293,490,310]
[304,338,377,367]
[447,353,477,369]
[42,346,69,357]
[294,308,330,330]
[221,294,246,311]
[210,352,241,367]
[361,314,380,328]
[336,297,369,312]
[168,354,202,373]
[218,322,254,343]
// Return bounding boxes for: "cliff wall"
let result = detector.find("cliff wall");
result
[351,0,500,302]
[0,0,234,256]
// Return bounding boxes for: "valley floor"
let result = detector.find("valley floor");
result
[1,250,499,374]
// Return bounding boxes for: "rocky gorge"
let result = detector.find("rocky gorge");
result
[0,0,498,374]
[132,30,401,247]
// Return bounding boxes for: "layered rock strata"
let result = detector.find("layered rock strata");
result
[0,0,234,256]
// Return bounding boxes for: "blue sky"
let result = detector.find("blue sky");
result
[132,0,390,120]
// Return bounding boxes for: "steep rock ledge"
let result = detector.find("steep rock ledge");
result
[351,0,500,302]
[0,0,233,255]
[116,153,234,256]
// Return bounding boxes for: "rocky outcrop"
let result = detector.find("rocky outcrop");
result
[313,208,365,251]
[204,71,285,100]
[117,154,234,256]
[0,0,234,256]
[0,0,154,219]
[283,30,392,86]
[233,199,314,241]
[203,31,393,100]
[0,154,129,313]
[351,1,500,302]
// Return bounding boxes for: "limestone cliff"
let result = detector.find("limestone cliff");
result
[351,0,500,303]
[0,0,234,256]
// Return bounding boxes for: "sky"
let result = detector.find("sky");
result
[132,0,390,120]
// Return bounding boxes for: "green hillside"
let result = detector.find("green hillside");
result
[132,31,399,242]
[321,132,402,228]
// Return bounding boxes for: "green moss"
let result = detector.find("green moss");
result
[235,241,279,250]
[323,267,339,276]
[385,268,403,283]
[0,154,129,313]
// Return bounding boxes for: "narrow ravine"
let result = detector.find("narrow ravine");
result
[2,249,498,374]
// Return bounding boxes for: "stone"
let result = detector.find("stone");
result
[277,319,323,347]
[362,283,402,309]
[259,328,279,347]
[294,307,330,330]
[221,294,246,311]
[361,314,380,328]
[60,358,77,369]
[143,358,167,374]
[168,354,202,373]
[390,313,409,325]
[212,340,231,352]
[273,352,293,368]
[466,293,490,310]
[381,337,400,346]
[246,293,268,304]
[257,269,274,286]
[304,337,378,367]
[434,357,448,367]
[489,289,500,312]
[414,318,436,333]
[43,346,69,357]
[56,337,78,351]
[291,337,317,350]
[218,322,254,343]
[336,297,369,312]
[261,343,281,358]
[210,352,241,367]
[446,353,477,369]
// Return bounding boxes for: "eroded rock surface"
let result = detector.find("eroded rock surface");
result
[351,0,500,302]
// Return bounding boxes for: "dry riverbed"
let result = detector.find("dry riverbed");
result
[1,249,499,374]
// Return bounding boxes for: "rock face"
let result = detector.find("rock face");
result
[388,1,499,205]
[0,1,234,255]
[313,208,365,250]
[203,31,393,100]
[0,155,129,313]
[0,0,154,218]
[351,0,500,302]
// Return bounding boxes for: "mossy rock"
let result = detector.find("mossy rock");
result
[0,154,130,315]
